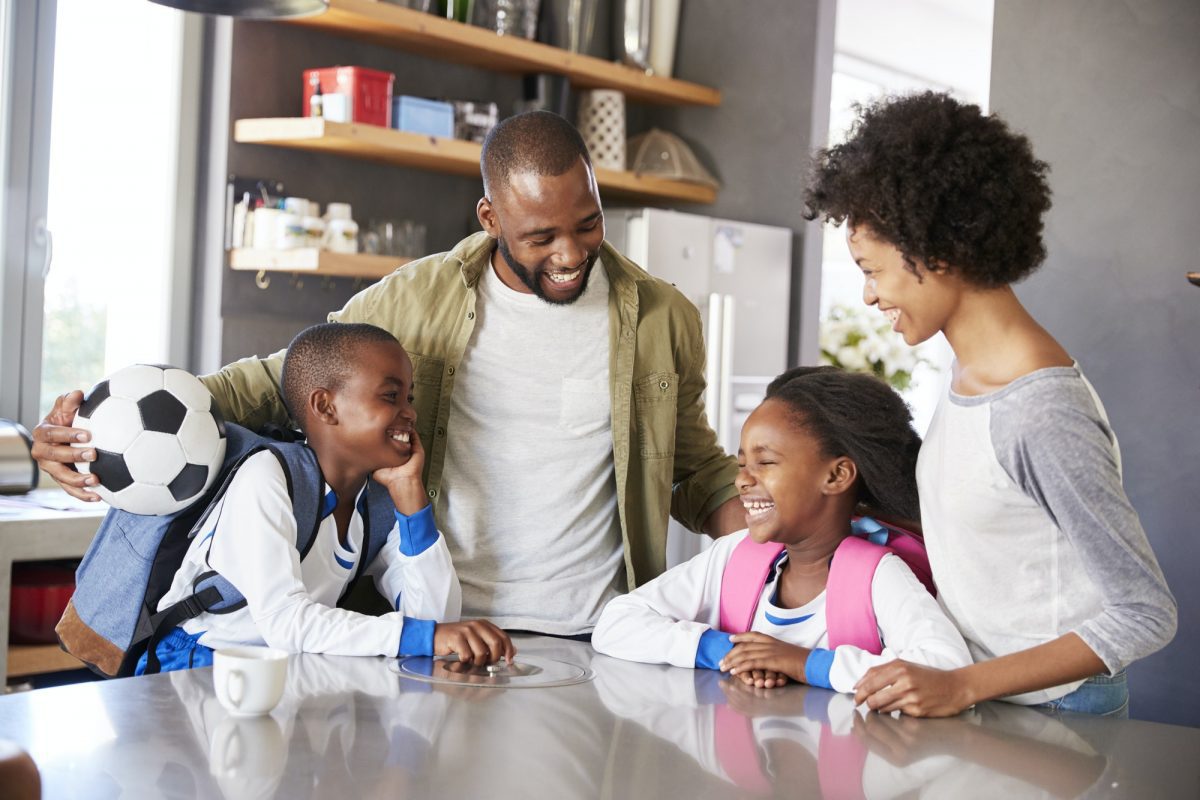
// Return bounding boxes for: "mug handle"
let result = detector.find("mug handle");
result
[227,669,245,709]
[222,728,244,770]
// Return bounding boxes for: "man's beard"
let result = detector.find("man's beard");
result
[496,235,597,306]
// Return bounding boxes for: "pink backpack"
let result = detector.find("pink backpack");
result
[717,517,935,655]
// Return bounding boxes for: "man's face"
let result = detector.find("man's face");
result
[478,157,606,305]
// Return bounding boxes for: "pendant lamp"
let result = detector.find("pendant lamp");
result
[147,0,329,19]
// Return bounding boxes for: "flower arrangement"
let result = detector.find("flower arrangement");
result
[819,304,927,391]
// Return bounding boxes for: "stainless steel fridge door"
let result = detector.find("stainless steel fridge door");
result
[708,217,793,381]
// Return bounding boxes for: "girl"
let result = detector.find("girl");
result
[805,91,1176,717]
[592,367,972,694]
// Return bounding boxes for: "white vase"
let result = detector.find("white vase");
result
[576,89,626,171]
[649,0,680,78]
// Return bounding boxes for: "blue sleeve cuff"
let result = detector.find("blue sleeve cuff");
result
[395,504,438,556]
[804,647,835,689]
[398,617,435,656]
[695,629,735,670]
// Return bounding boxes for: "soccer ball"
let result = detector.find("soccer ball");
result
[72,364,227,515]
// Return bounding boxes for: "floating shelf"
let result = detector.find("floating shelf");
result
[8,644,83,679]
[234,117,718,205]
[230,248,411,279]
[289,0,720,107]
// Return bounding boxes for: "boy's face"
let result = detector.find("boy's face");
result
[477,157,606,306]
[330,340,418,471]
[846,224,962,347]
[735,399,849,546]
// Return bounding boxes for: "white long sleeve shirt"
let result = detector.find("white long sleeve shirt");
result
[592,529,971,693]
[158,450,461,657]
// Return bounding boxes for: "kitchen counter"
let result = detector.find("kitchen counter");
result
[0,634,1197,798]
[0,490,106,684]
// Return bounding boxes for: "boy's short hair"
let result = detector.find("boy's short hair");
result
[804,91,1052,287]
[281,322,400,431]
[480,110,592,199]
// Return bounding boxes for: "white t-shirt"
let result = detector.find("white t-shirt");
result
[438,259,625,634]
[159,450,460,656]
[592,529,971,693]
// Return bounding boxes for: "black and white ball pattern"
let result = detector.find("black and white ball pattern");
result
[73,364,227,515]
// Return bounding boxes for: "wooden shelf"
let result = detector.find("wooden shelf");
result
[289,0,720,107]
[234,117,717,205]
[8,644,83,679]
[230,247,411,279]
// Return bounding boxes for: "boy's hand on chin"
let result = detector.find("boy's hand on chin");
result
[720,632,811,687]
[374,430,428,515]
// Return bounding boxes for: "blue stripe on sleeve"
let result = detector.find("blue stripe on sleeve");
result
[398,617,436,657]
[804,647,835,689]
[395,504,438,556]
[695,629,735,670]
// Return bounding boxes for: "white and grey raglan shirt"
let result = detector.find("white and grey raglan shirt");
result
[159,450,461,658]
[918,364,1177,705]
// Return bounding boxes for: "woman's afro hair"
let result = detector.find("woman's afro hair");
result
[805,91,1052,287]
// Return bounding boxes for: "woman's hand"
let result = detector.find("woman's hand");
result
[854,659,973,717]
[719,632,811,686]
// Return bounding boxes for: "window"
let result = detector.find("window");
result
[0,0,198,430]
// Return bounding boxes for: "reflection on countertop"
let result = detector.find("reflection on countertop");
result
[0,635,1197,799]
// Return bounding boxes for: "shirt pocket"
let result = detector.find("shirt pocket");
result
[634,371,679,459]
[407,352,444,446]
[559,377,610,439]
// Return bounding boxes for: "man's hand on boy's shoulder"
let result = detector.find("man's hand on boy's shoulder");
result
[434,619,516,666]
[30,390,103,502]
[374,429,428,515]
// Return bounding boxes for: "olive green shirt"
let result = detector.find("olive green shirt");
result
[200,231,739,588]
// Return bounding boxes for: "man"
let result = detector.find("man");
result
[33,111,746,636]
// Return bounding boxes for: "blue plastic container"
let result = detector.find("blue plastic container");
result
[392,96,455,138]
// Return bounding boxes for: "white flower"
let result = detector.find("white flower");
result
[837,345,869,371]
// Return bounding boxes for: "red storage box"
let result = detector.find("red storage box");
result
[303,66,395,128]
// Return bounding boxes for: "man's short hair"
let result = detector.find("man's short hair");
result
[480,110,592,199]
[281,322,399,431]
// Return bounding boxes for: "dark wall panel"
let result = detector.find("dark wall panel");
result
[990,0,1200,725]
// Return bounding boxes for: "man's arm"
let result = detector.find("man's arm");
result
[702,496,746,538]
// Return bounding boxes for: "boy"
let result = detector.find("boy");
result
[138,322,513,673]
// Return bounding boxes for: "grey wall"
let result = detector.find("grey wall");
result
[632,0,830,366]
[990,0,1200,726]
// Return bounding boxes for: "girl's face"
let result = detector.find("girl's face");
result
[735,399,852,545]
[846,225,962,346]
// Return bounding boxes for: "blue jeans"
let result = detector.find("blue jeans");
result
[1036,670,1129,718]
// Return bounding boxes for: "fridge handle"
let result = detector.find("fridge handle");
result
[704,293,722,431]
[719,294,735,450]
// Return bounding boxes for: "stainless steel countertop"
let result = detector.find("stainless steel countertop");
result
[0,635,1197,799]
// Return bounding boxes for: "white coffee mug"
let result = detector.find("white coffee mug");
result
[213,646,288,717]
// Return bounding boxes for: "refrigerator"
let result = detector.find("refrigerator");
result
[606,208,793,567]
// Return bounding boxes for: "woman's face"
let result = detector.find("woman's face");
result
[846,225,962,347]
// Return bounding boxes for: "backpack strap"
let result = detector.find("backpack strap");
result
[825,517,934,655]
[140,442,321,675]
[826,536,888,655]
[719,536,786,634]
